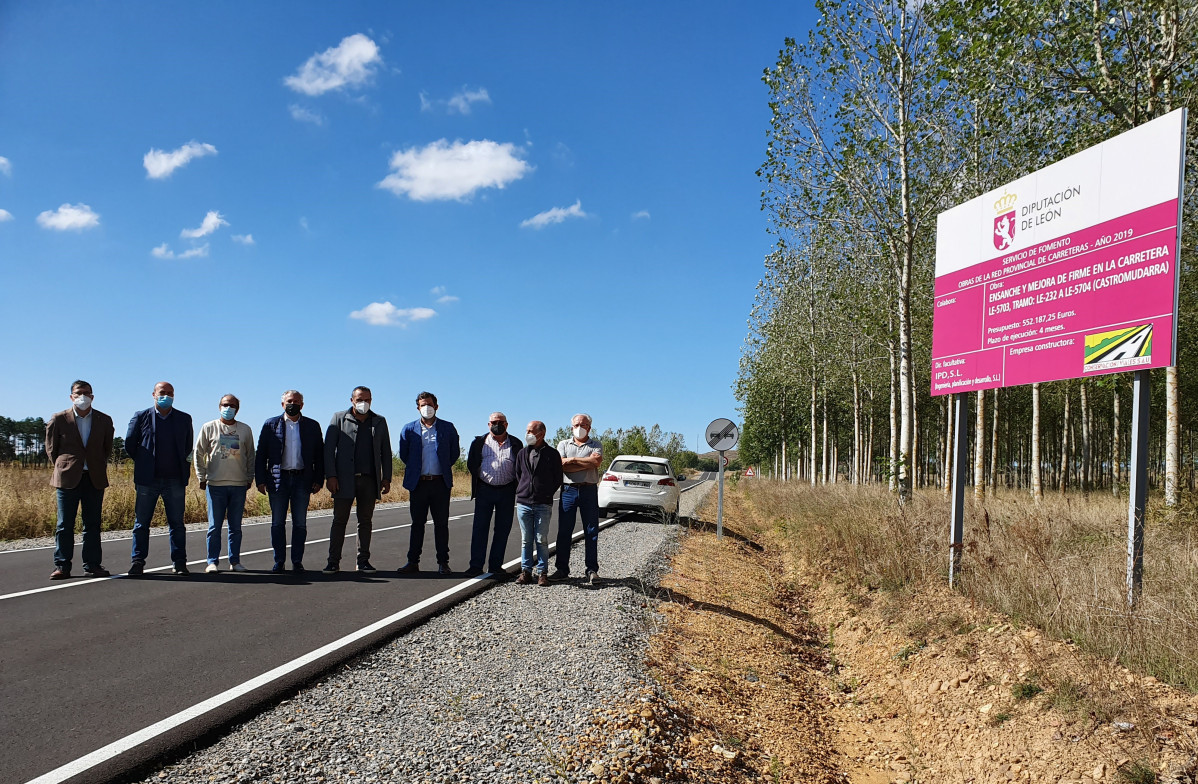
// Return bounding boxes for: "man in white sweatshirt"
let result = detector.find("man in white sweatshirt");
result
[195,394,256,573]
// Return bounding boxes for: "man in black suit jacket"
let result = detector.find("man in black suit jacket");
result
[464,411,523,576]
[256,390,324,573]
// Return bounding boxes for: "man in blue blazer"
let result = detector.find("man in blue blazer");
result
[398,391,460,574]
[256,390,325,573]
[125,381,193,576]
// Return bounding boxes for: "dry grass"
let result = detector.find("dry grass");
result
[748,480,1198,691]
[0,464,471,541]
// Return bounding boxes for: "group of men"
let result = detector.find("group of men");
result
[45,381,606,585]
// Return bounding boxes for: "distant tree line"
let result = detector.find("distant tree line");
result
[551,423,697,474]
[739,0,1198,502]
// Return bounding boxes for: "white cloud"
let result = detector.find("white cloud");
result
[181,210,229,239]
[448,87,491,114]
[431,285,459,303]
[151,243,209,259]
[289,104,325,125]
[520,199,588,229]
[419,92,433,112]
[0,209,12,222]
[631,210,651,220]
[349,301,437,327]
[299,217,310,232]
[37,203,100,231]
[0,157,10,176]
[232,233,255,245]
[285,33,382,96]
[143,141,218,179]
[377,139,530,201]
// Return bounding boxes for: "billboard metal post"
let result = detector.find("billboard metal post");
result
[1127,369,1150,606]
[949,392,970,589]
[717,451,725,541]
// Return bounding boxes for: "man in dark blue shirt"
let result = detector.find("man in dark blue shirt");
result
[125,381,194,575]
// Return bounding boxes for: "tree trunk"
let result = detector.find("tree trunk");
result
[1112,384,1121,497]
[1080,381,1091,499]
[810,377,818,486]
[1060,383,1071,494]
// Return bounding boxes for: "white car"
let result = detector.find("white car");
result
[598,455,683,522]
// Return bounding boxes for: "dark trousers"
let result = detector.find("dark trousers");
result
[269,472,311,567]
[555,484,600,575]
[328,474,377,566]
[469,481,516,571]
[408,479,451,564]
[54,471,105,571]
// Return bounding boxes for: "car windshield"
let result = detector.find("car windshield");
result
[610,460,668,475]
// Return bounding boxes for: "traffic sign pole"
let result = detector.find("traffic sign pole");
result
[717,450,725,541]
[705,419,739,545]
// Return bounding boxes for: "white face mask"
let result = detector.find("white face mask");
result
[354,401,371,415]
[573,426,589,441]
[419,404,436,420]
[524,432,537,446]
[73,395,92,411]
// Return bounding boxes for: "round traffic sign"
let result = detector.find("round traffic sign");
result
[706,418,739,451]
[722,455,729,467]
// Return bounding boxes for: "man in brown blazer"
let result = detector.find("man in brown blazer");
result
[45,380,115,579]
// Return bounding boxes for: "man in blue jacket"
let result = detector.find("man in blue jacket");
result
[256,389,325,574]
[398,391,460,574]
[125,381,193,576]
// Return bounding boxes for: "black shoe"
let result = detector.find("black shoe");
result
[488,569,508,580]
[292,564,306,574]
[173,564,190,576]
[357,562,377,574]
[549,569,569,581]
[322,562,339,575]
[271,563,287,574]
[128,562,145,576]
[397,561,420,574]
[437,563,452,575]
[464,566,484,577]
[85,566,111,578]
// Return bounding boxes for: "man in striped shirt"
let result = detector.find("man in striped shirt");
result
[464,411,523,576]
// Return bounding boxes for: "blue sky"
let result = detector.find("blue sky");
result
[0,2,814,451]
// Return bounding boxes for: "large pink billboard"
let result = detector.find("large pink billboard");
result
[931,110,1186,396]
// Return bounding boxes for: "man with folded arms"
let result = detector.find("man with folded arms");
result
[513,420,562,586]
[195,394,255,574]
[45,380,115,579]
[257,390,324,574]
[552,413,603,585]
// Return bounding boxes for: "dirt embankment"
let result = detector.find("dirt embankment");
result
[569,486,1198,784]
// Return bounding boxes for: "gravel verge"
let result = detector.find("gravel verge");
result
[135,486,712,784]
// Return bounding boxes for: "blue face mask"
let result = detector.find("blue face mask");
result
[157,395,173,409]
[220,406,237,421]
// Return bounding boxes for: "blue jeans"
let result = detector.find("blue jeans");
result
[54,471,105,571]
[555,484,600,575]
[517,503,552,574]
[131,479,187,566]
[206,485,247,566]
[469,482,516,571]
[269,473,311,567]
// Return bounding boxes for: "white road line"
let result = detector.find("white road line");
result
[22,518,618,784]
[0,514,475,603]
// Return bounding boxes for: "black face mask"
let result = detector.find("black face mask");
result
[490,423,506,436]
[285,404,302,417]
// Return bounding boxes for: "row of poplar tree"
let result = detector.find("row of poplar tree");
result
[737,0,1198,502]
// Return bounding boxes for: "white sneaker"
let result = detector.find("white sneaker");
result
[231,563,248,572]
[205,563,219,574]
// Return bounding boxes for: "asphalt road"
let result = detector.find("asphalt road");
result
[1,476,709,784]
